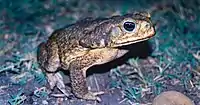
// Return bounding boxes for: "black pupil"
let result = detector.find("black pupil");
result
[123,22,135,32]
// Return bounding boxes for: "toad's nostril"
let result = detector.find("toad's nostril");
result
[145,23,151,29]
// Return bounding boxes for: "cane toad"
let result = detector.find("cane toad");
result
[37,12,155,101]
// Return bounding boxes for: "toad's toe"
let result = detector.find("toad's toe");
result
[81,91,104,102]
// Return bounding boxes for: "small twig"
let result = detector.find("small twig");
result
[190,68,200,76]
[118,98,127,104]
[193,50,200,62]
[93,74,100,91]
[0,85,9,95]
[50,93,66,98]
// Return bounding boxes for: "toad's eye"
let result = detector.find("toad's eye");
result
[123,22,136,32]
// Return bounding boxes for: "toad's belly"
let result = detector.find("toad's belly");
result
[85,48,128,65]
[60,48,128,69]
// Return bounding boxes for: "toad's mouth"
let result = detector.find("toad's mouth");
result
[112,35,155,47]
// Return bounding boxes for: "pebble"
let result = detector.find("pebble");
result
[152,91,194,105]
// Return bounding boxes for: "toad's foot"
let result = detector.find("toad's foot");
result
[46,72,70,97]
[81,91,104,102]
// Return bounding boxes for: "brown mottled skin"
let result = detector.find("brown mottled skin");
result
[37,12,156,101]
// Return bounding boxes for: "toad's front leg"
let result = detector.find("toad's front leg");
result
[69,58,104,101]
